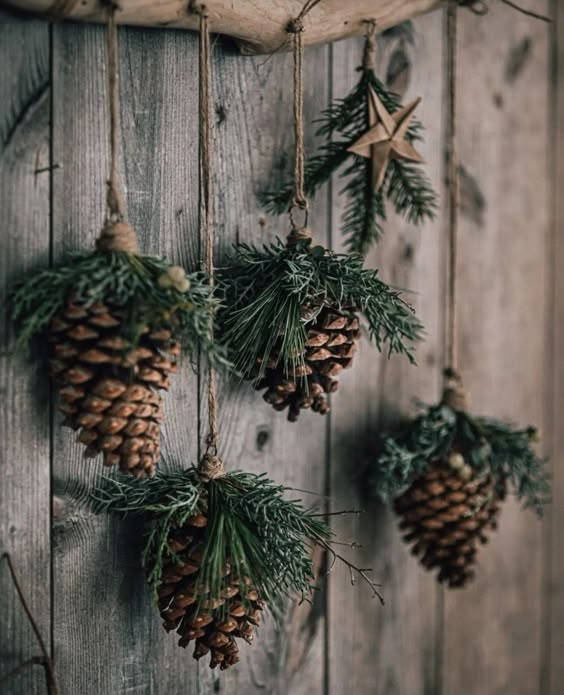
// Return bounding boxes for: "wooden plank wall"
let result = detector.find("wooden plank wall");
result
[0,2,559,693]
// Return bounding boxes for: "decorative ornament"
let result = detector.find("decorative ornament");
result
[263,20,437,255]
[10,4,222,478]
[367,3,550,588]
[218,12,423,422]
[95,7,381,671]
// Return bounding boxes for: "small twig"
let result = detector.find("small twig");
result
[310,508,363,517]
[499,0,550,21]
[318,541,385,604]
[0,553,58,695]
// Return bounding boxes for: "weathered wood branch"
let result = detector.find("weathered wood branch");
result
[2,0,443,54]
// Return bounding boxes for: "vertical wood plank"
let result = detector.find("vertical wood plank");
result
[0,10,51,695]
[548,0,564,692]
[196,41,330,695]
[327,14,445,695]
[51,25,201,694]
[442,3,550,694]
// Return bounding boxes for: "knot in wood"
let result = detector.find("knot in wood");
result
[96,221,139,254]
[198,453,225,481]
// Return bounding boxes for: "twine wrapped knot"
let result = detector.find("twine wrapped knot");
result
[441,368,469,412]
[287,225,312,246]
[198,453,225,481]
[96,221,138,253]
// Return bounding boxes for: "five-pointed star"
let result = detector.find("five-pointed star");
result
[347,86,424,193]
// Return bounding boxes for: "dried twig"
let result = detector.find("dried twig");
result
[0,553,58,695]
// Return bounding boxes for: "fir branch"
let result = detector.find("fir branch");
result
[217,239,423,378]
[369,402,550,514]
[93,469,381,614]
[261,68,436,255]
[10,250,226,365]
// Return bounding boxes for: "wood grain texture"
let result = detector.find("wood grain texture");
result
[442,3,550,694]
[327,14,445,695]
[547,0,563,692]
[195,39,330,695]
[0,10,51,695]
[2,0,443,55]
[50,24,202,694]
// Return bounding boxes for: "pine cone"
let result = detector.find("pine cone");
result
[394,461,505,588]
[155,512,264,670]
[48,297,180,477]
[253,305,360,421]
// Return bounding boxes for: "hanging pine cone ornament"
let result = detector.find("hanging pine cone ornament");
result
[93,459,381,670]
[368,372,550,588]
[11,221,223,477]
[217,230,422,421]
[262,23,437,255]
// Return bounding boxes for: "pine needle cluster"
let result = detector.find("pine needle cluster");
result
[369,401,550,514]
[262,70,437,255]
[217,238,423,379]
[93,468,333,614]
[11,250,225,364]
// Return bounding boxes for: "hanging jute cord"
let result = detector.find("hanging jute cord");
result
[96,1,138,254]
[459,0,550,21]
[286,0,322,241]
[442,0,468,412]
[362,19,377,72]
[194,6,223,479]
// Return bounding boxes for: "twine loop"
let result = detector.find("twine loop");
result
[96,221,138,253]
[198,452,225,481]
[287,225,312,246]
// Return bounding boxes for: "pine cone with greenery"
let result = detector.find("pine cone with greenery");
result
[218,235,422,421]
[11,222,224,476]
[156,510,264,669]
[368,375,550,587]
[93,464,380,670]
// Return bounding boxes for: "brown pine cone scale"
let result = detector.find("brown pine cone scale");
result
[48,297,180,477]
[156,512,264,670]
[394,462,505,588]
[253,304,360,421]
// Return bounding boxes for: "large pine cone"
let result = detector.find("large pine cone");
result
[48,297,180,477]
[254,305,360,421]
[156,512,264,670]
[394,461,505,588]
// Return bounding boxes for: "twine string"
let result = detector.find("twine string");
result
[443,1,468,410]
[105,2,127,222]
[197,8,222,469]
[286,0,322,235]
[362,20,377,71]
[459,0,550,21]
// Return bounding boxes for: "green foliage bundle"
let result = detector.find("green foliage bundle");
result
[263,69,437,255]
[217,237,423,380]
[369,400,550,514]
[11,248,223,362]
[93,467,333,612]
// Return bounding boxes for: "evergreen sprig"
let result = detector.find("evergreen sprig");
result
[369,402,550,514]
[11,250,226,364]
[217,239,423,379]
[93,468,346,615]
[262,70,437,255]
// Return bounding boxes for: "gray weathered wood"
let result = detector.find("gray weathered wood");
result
[442,3,550,694]
[548,0,564,692]
[0,10,51,695]
[50,24,201,694]
[327,12,444,695]
[195,40,330,695]
[2,0,443,55]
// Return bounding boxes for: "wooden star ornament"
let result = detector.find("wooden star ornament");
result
[347,86,424,193]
